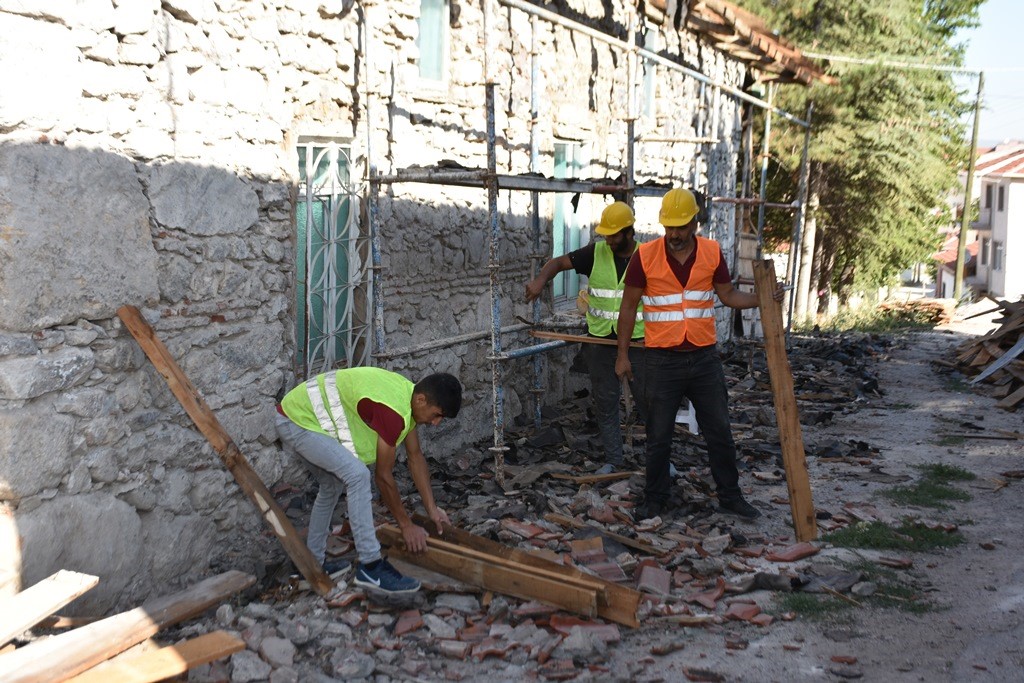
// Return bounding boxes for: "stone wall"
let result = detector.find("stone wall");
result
[0,0,746,612]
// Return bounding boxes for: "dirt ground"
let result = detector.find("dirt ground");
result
[169,312,1023,683]
[607,316,1024,683]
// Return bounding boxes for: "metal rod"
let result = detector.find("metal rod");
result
[498,0,810,128]
[626,7,637,208]
[529,12,543,429]
[955,71,984,301]
[755,84,774,259]
[713,196,795,209]
[693,81,706,189]
[364,3,384,359]
[639,135,720,144]
[495,340,569,360]
[787,101,814,334]
[373,323,534,360]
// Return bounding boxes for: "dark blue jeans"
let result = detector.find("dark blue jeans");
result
[644,346,741,505]
[586,343,646,467]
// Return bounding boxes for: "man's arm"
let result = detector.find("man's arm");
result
[714,280,784,309]
[374,436,429,553]
[525,254,573,302]
[615,284,643,381]
[403,428,449,535]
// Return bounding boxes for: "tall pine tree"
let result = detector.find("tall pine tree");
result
[739,0,983,310]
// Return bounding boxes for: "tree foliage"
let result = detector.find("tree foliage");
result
[738,0,984,299]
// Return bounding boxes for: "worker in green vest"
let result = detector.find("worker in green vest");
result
[276,368,462,593]
[525,201,645,474]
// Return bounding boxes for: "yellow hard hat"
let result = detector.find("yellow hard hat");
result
[659,188,699,227]
[595,201,635,236]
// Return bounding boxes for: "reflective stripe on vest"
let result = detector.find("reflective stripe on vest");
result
[585,241,643,338]
[305,374,354,448]
[637,236,720,347]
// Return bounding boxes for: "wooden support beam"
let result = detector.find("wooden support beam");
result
[752,260,818,542]
[0,570,98,647]
[67,631,245,683]
[117,305,333,597]
[378,527,599,618]
[528,330,645,348]
[543,512,661,559]
[413,515,642,627]
[0,571,254,683]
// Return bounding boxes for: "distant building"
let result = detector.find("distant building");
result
[937,142,1024,300]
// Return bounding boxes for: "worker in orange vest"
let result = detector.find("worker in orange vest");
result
[614,188,784,520]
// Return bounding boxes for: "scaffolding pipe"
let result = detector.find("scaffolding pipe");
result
[529,12,543,429]
[714,196,797,209]
[495,340,569,360]
[625,8,637,208]
[755,84,774,259]
[639,135,720,144]
[693,81,706,189]
[364,2,385,359]
[483,0,507,486]
[498,0,810,128]
[786,102,814,334]
[373,323,534,360]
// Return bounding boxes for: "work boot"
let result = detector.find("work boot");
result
[717,497,761,519]
[634,499,665,522]
[354,558,421,594]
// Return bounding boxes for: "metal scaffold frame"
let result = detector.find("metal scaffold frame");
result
[364,0,814,485]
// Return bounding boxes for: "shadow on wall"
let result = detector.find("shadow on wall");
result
[0,140,600,615]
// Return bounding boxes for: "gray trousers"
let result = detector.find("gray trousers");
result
[275,413,381,565]
[586,343,646,467]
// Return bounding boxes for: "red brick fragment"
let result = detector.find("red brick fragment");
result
[472,637,513,661]
[783,643,801,651]
[394,610,423,636]
[673,569,695,587]
[733,545,764,558]
[437,640,472,660]
[685,578,726,610]
[725,637,748,650]
[650,640,685,656]
[549,614,620,642]
[766,542,820,563]
[513,601,559,619]
[637,564,672,596]
[539,659,579,681]
[751,613,774,627]
[587,505,617,523]
[457,621,491,643]
[500,518,544,538]
[326,592,362,609]
[831,655,858,665]
[535,633,563,664]
[724,602,761,622]
[684,667,725,682]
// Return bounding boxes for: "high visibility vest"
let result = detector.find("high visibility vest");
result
[586,242,644,338]
[637,236,719,348]
[280,367,415,465]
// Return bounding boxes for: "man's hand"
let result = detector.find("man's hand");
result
[772,282,787,303]
[429,507,450,536]
[401,523,430,554]
[615,355,633,383]
[525,278,545,303]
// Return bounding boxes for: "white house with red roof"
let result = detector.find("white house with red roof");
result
[937,142,1024,300]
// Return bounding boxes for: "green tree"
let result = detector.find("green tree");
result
[739,0,983,310]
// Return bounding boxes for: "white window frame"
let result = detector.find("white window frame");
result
[992,241,1004,271]
[552,140,590,305]
[416,0,450,87]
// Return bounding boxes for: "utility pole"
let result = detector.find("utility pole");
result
[954,71,984,301]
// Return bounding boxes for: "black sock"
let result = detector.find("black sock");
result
[363,559,381,571]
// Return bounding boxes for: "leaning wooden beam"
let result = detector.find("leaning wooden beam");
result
[68,631,245,683]
[0,570,254,683]
[410,516,642,628]
[378,526,600,620]
[752,260,817,542]
[0,570,98,647]
[117,305,333,597]
[543,512,661,558]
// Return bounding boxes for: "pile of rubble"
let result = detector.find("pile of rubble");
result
[952,297,1024,410]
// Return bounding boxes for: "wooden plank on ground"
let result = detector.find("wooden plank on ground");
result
[380,525,606,594]
[0,570,254,683]
[753,259,817,542]
[378,527,598,618]
[0,570,98,647]
[68,631,244,683]
[550,471,639,485]
[996,384,1024,410]
[972,338,1024,385]
[117,305,333,597]
[412,515,642,627]
[543,512,661,558]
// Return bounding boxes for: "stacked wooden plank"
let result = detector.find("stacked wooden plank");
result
[379,516,642,628]
[956,298,1024,410]
[0,569,252,683]
[877,298,957,325]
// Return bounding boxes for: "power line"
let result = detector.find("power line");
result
[804,51,1024,75]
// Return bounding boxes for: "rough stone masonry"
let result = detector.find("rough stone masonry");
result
[0,0,745,612]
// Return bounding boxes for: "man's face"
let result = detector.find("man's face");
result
[664,219,698,252]
[412,395,444,426]
[602,227,634,256]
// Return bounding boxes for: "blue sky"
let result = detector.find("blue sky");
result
[958,0,1024,144]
